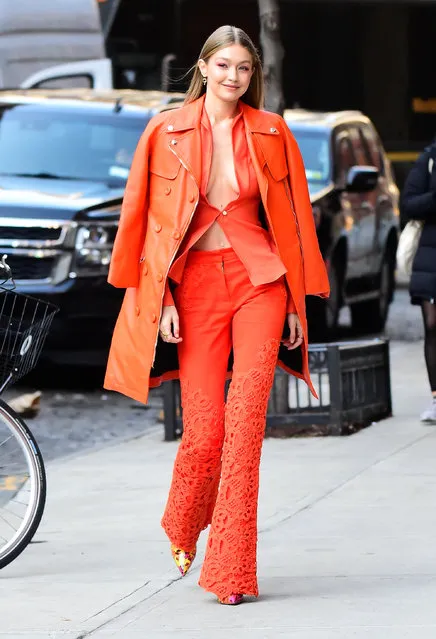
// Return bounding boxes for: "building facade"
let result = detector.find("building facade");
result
[99,0,436,160]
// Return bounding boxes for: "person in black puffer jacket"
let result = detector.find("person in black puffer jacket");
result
[402,141,436,422]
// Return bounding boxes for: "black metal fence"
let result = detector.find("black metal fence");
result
[163,338,392,440]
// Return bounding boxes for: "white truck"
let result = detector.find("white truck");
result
[0,0,107,89]
[0,0,172,92]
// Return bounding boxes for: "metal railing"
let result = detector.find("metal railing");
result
[163,338,392,440]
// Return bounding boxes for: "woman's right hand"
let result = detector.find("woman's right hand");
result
[159,305,183,343]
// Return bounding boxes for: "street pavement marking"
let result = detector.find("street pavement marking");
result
[0,476,27,491]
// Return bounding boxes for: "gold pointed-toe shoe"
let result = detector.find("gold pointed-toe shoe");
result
[170,543,197,577]
[218,593,244,605]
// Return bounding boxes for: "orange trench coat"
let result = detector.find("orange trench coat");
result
[104,96,330,404]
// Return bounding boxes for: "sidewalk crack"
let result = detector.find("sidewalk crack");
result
[74,577,180,638]
[260,429,434,534]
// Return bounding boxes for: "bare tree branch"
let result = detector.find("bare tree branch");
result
[258,0,285,114]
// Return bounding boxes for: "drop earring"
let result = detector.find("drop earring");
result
[202,76,207,86]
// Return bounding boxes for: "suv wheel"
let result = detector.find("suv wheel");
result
[350,249,394,334]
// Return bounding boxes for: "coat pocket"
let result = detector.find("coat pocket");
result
[149,149,181,179]
[255,132,289,182]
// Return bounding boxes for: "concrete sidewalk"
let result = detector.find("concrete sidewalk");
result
[2,341,436,638]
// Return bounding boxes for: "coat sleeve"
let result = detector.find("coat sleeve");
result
[107,124,153,288]
[401,146,436,221]
[279,118,330,299]
[284,278,297,314]
[163,280,175,306]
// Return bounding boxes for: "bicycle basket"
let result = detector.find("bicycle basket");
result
[0,288,58,385]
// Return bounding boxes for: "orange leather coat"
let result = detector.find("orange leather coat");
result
[104,96,330,404]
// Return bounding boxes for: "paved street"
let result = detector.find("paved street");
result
[340,285,424,342]
[3,386,164,464]
[385,286,424,341]
[1,339,436,638]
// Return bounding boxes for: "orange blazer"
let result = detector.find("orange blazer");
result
[104,96,330,404]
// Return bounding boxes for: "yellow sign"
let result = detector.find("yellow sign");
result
[387,151,419,162]
[413,98,436,114]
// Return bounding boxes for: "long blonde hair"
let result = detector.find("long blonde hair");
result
[185,25,264,109]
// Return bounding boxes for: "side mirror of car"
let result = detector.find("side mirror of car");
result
[345,165,379,193]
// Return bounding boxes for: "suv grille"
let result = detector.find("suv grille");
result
[0,226,62,241]
[5,255,54,280]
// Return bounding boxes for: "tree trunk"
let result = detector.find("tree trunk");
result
[258,0,285,115]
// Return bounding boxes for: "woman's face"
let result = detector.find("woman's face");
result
[199,44,254,104]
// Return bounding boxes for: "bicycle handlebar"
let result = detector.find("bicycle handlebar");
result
[0,255,15,290]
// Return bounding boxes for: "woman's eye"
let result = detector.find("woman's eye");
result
[217,63,227,68]
[240,66,250,72]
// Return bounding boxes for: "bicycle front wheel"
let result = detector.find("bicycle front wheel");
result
[0,399,46,569]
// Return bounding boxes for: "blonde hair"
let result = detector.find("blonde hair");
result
[185,25,264,109]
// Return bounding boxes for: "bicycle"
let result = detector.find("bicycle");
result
[0,257,58,569]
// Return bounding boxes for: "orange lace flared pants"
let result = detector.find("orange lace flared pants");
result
[161,247,287,600]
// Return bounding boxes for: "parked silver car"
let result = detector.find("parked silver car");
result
[285,108,400,337]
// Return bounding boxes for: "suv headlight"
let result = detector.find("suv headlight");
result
[73,223,118,276]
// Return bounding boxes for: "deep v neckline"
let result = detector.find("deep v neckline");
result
[203,107,242,211]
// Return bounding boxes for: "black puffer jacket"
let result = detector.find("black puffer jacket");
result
[401,142,436,303]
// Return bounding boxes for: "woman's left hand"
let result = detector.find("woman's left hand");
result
[282,313,303,350]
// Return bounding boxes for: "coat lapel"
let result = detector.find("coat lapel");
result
[163,97,286,189]
[164,96,204,189]
[241,102,289,182]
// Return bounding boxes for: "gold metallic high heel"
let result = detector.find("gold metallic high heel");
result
[218,593,244,605]
[170,543,196,576]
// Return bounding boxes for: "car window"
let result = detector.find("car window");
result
[288,129,331,194]
[33,75,93,90]
[348,126,368,166]
[0,105,147,184]
[358,124,385,176]
[334,130,356,185]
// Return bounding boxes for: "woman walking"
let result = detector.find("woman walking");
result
[401,140,436,422]
[105,25,329,604]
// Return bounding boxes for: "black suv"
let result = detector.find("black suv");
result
[0,89,184,366]
[285,109,400,337]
